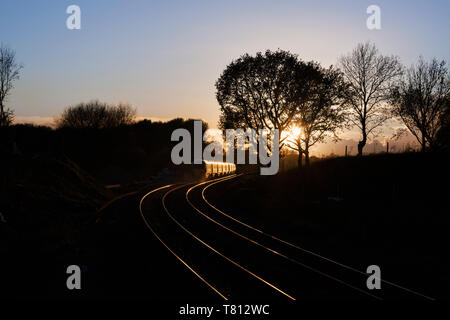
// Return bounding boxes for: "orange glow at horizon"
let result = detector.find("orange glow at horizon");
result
[281,125,302,149]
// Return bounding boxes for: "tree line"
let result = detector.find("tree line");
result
[1,42,449,166]
[215,43,450,166]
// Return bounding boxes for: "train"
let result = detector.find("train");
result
[201,160,236,178]
[171,160,236,181]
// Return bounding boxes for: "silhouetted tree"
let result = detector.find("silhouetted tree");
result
[287,65,348,167]
[390,57,450,152]
[339,42,402,156]
[216,50,318,150]
[0,44,22,126]
[436,103,450,151]
[57,101,136,129]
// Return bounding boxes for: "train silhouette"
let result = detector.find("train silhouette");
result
[172,160,237,181]
[201,160,236,177]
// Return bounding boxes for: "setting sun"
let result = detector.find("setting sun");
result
[281,125,303,147]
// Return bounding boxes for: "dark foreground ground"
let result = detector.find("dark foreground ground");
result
[209,152,450,299]
[0,152,449,306]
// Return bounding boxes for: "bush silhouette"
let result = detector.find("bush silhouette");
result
[56,100,136,129]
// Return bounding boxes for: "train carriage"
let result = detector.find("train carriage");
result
[202,160,236,178]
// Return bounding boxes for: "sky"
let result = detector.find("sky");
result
[1,0,449,153]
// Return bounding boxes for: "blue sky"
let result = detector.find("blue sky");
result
[1,0,449,130]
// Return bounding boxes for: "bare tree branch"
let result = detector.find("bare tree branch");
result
[339,42,402,155]
[0,44,23,126]
[390,57,450,151]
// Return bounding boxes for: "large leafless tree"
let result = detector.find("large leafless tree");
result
[390,57,450,151]
[0,44,22,126]
[339,42,402,156]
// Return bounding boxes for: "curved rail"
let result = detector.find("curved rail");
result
[201,174,435,300]
[186,177,382,300]
[139,184,228,300]
[162,180,296,301]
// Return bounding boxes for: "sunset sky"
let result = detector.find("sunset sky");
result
[1,0,449,154]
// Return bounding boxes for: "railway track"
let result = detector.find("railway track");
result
[139,184,228,300]
[139,178,296,300]
[199,174,435,300]
[139,174,434,301]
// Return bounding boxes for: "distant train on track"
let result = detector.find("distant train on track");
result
[201,160,236,178]
[172,160,236,181]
